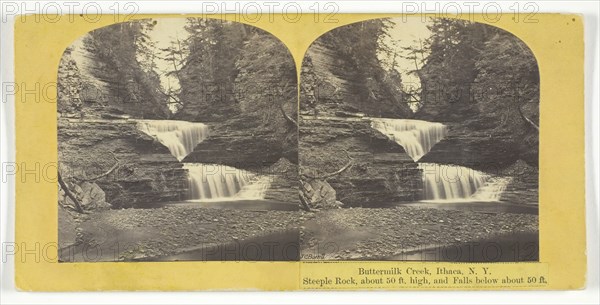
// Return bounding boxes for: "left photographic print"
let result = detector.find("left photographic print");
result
[57,18,300,262]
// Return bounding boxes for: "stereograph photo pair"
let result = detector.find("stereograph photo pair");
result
[13,13,585,290]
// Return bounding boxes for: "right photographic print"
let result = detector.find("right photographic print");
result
[299,17,539,262]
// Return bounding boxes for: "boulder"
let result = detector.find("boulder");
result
[301,179,338,209]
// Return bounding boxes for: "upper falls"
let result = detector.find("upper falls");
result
[370,118,448,161]
[137,120,209,161]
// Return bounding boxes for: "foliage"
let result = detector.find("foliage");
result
[473,30,539,161]
[415,18,539,164]
[176,19,247,120]
[83,20,170,118]
[305,19,412,117]
[320,19,393,84]
[234,30,297,154]
[170,19,298,161]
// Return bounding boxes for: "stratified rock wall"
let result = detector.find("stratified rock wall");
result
[182,117,288,169]
[58,30,169,120]
[300,116,422,207]
[58,119,189,208]
[418,123,522,171]
[500,160,539,205]
[263,158,299,205]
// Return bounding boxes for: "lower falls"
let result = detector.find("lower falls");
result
[371,118,510,202]
[137,120,271,201]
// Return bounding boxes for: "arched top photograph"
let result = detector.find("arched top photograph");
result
[56,17,300,263]
[298,17,539,261]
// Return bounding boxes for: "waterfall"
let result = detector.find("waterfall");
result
[370,118,447,161]
[137,120,209,161]
[184,164,271,201]
[370,118,509,202]
[419,163,489,201]
[136,119,271,202]
[233,176,273,200]
[471,177,512,202]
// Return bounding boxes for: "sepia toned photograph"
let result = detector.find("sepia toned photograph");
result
[6,2,593,295]
[56,16,540,263]
[57,18,300,262]
[298,17,539,261]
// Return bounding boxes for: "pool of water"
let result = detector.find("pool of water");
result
[163,199,299,211]
[140,228,300,261]
[396,201,538,215]
[385,231,538,262]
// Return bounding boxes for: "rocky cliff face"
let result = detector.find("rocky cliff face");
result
[58,119,189,208]
[300,116,421,207]
[301,41,412,118]
[177,25,298,169]
[57,21,189,210]
[58,25,170,120]
[418,122,521,171]
[500,160,539,205]
[414,21,539,170]
[182,116,294,168]
[262,158,299,205]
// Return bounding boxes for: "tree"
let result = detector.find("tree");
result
[82,19,170,118]
[176,19,248,121]
[414,18,539,164]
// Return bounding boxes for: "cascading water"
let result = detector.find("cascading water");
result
[371,118,508,202]
[137,120,209,161]
[370,118,447,161]
[419,163,488,201]
[471,177,512,202]
[184,164,271,201]
[233,176,273,200]
[136,120,271,202]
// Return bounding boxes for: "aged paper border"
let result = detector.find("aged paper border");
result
[14,13,585,290]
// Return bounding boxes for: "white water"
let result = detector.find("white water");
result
[233,176,273,200]
[184,164,271,201]
[137,119,271,202]
[419,163,489,201]
[370,118,447,161]
[371,118,509,202]
[471,177,512,202]
[137,120,209,161]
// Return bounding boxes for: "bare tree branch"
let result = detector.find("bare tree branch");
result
[518,104,539,131]
[58,172,84,213]
[76,152,121,182]
[299,191,311,212]
[159,90,183,105]
[302,150,354,180]
[175,36,186,63]
[280,102,298,127]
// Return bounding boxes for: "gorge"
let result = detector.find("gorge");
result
[57,18,301,262]
[56,16,540,262]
